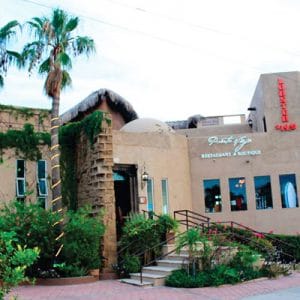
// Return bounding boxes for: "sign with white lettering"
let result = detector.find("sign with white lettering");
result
[200,135,261,159]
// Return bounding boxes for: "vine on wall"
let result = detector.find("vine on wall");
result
[59,111,111,211]
[0,123,51,162]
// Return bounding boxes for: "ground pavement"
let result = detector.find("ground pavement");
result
[6,272,300,300]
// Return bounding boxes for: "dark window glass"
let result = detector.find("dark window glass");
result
[279,174,298,208]
[17,160,25,178]
[229,177,247,211]
[203,179,222,213]
[254,176,273,210]
[37,160,46,179]
[17,179,25,197]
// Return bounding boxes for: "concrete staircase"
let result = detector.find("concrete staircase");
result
[120,244,189,287]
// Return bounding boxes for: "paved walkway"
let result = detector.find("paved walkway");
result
[6,272,300,300]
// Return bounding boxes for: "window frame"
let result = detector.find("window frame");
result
[161,178,169,214]
[37,160,48,197]
[147,177,155,212]
[16,159,26,198]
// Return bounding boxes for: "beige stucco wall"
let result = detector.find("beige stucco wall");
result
[113,131,193,215]
[188,123,300,235]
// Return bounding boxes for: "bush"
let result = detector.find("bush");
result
[166,246,263,288]
[61,206,105,273]
[0,231,39,300]
[269,234,300,262]
[0,201,60,273]
[0,202,106,278]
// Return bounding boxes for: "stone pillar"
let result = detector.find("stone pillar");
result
[76,119,117,274]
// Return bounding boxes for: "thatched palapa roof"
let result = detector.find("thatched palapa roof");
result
[60,89,138,124]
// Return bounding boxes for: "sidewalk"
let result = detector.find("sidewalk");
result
[7,272,300,300]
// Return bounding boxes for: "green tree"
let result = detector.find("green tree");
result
[0,20,21,88]
[22,9,95,216]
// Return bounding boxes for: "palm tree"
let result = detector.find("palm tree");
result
[0,20,21,88]
[22,9,95,217]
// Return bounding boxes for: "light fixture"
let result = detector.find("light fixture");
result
[248,119,253,128]
[141,166,149,189]
[142,171,149,182]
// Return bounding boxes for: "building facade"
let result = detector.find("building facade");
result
[1,71,299,271]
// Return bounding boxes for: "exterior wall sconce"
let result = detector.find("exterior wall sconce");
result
[141,171,149,189]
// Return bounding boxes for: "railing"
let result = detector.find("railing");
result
[116,210,297,284]
[173,210,296,263]
[174,210,210,230]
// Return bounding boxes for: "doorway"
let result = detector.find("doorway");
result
[113,164,138,240]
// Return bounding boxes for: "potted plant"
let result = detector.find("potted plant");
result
[157,214,179,244]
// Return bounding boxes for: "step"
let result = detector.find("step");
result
[130,272,166,286]
[142,265,178,276]
[167,253,189,261]
[157,259,189,268]
[120,278,153,287]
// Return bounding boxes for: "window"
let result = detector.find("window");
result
[279,174,298,208]
[16,160,26,198]
[147,178,154,212]
[229,177,247,211]
[161,179,169,214]
[203,179,222,213]
[254,176,273,210]
[37,160,48,197]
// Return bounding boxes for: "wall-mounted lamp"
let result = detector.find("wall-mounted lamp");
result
[248,119,253,128]
[142,171,149,182]
[141,170,149,189]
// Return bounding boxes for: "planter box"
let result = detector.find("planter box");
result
[35,276,97,286]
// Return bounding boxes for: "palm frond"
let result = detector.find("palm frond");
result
[73,36,95,57]
[56,52,72,69]
[6,50,23,68]
[52,9,67,36]
[38,58,50,74]
[61,70,72,90]
[0,75,4,88]
[0,20,20,42]
[65,17,78,33]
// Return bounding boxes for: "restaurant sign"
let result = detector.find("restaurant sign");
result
[200,136,261,159]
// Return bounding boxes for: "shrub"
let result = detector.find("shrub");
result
[0,231,39,300]
[0,201,60,273]
[61,206,105,273]
[156,214,179,234]
[268,234,300,262]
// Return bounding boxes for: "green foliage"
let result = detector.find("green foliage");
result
[261,262,292,278]
[121,254,141,275]
[156,214,179,235]
[249,237,275,258]
[0,231,39,300]
[269,234,300,262]
[59,110,111,210]
[166,247,263,288]
[0,201,60,273]
[117,213,162,276]
[61,206,105,272]
[53,263,88,277]
[0,123,50,162]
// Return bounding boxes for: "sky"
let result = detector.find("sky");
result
[1,0,300,121]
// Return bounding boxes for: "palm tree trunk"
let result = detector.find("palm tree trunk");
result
[51,94,62,212]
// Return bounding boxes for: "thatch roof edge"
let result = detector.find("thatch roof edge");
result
[60,89,138,124]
